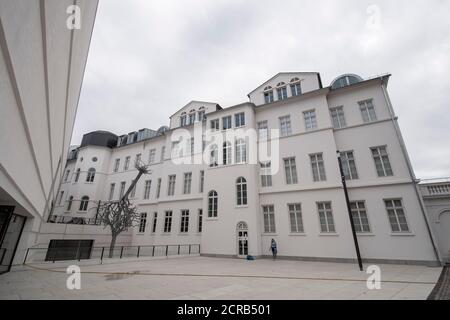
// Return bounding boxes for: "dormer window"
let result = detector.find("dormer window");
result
[180,112,187,126]
[198,107,206,122]
[276,82,288,100]
[263,86,274,104]
[290,77,302,96]
[189,110,196,124]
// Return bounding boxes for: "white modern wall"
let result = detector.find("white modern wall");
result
[0,0,99,264]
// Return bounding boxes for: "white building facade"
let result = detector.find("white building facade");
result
[51,72,442,266]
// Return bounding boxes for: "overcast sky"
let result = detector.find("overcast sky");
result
[73,0,450,179]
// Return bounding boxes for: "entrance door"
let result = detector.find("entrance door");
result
[237,222,248,258]
[0,206,26,273]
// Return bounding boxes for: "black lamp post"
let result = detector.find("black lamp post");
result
[337,151,363,271]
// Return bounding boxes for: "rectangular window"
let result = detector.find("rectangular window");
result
[371,146,393,177]
[260,162,272,187]
[284,157,298,185]
[264,90,274,104]
[222,116,232,130]
[317,202,335,233]
[210,119,219,131]
[59,191,64,205]
[198,209,203,233]
[350,201,371,233]
[180,210,189,233]
[124,156,130,171]
[303,110,318,131]
[130,181,136,198]
[189,138,194,155]
[135,153,142,165]
[151,212,158,233]
[139,213,147,233]
[279,115,292,137]
[148,149,156,164]
[156,178,161,198]
[114,159,120,172]
[183,172,192,194]
[164,211,172,233]
[330,106,346,129]
[167,175,176,196]
[290,82,301,96]
[257,120,268,140]
[277,86,288,100]
[288,203,304,233]
[64,170,70,182]
[119,181,126,199]
[161,146,165,162]
[109,183,115,200]
[341,151,358,180]
[385,199,409,232]
[235,112,245,127]
[310,153,326,182]
[199,170,204,193]
[262,205,276,233]
[143,180,151,199]
[359,99,377,123]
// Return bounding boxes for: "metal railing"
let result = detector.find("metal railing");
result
[47,215,101,226]
[23,244,200,264]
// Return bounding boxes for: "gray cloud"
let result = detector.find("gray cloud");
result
[73,0,450,179]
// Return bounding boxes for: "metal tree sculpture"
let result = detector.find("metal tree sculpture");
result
[98,160,150,258]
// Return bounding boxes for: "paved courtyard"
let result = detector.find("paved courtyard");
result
[0,256,443,300]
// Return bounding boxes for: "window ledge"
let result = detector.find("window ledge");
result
[319,233,339,236]
[161,233,171,236]
[236,205,248,209]
[178,233,189,236]
[356,233,375,236]
[262,233,277,236]
[205,218,219,222]
[289,233,307,236]
[76,211,87,214]
[390,232,415,237]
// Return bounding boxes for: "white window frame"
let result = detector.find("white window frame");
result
[279,115,292,137]
[262,205,276,233]
[303,110,318,131]
[222,115,232,130]
[317,202,335,233]
[138,213,147,233]
[236,177,247,206]
[310,153,326,182]
[143,180,151,199]
[235,139,247,164]
[371,146,393,177]
[180,209,189,233]
[385,199,410,233]
[114,159,120,172]
[359,99,377,123]
[257,120,268,141]
[208,190,218,218]
[288,203,304,233]
[108,183,115,200]
[330,106,346,129]
[234,112,245,127]
[350,201,371,233]
[167,175,176,196]
[284,157,298,185]
[260,161,272,187]
[148,149,156,164]
[183,172,192,194]
[164,211,172,233]
[341,151,359,180]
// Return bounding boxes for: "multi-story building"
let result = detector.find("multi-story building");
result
[51,72,442,265]
[0,0,99,272]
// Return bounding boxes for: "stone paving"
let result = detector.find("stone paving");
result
[0,256,443,300]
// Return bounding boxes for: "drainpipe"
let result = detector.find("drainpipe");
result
[380,78,442,265]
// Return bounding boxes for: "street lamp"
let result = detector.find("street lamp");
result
[337,150,363,271]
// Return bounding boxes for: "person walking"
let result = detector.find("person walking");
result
[270,239,277,260]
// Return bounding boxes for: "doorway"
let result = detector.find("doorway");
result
[237,221,248,258]
[0,206,26,273]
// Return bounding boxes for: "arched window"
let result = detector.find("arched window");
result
[236,177,247,206]
[223,142,232,165]
[189,109,196,124]
[86,168,95,182]
[180,112,187,126]
[263,86,274,104]
[79,196,89,211]
[210,144,218,167]
[235,139,247,164]
[276,82,288,100]
[66,196,73,211]
[290,77,301,96]
[74,168,81,182]
[198,107,206,122]
[208,190,218,217]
